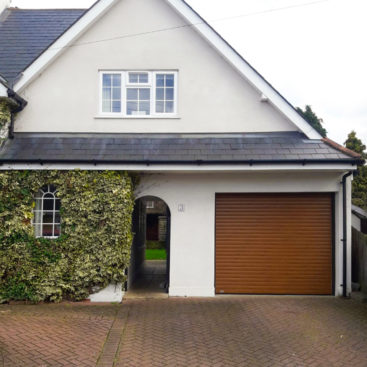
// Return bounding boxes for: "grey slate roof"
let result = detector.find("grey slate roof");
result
[0,132,360,164]
[0,8,86,83]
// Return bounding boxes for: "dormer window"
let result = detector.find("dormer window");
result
[100,71,177,117]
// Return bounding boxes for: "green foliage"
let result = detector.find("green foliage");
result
[296,105,327,137]
[0,170,135,303]
[345,131,367,209]
[146,240,166,249]
[345,131,366,158]
[0,99,11,129]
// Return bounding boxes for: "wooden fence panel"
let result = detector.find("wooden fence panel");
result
[352,227,367,293]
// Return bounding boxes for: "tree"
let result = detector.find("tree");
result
[344,131,367,209]
[344,131,366,158]
[296,105,327,137]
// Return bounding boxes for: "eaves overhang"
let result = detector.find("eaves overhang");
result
[0,158,362,174]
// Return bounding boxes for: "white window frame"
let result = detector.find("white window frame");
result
[125,71,152,116]
[32,185,61,239]
[99,71,123,117]
[99,70,178,118]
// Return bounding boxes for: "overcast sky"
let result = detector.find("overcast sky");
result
[10,0,367,145]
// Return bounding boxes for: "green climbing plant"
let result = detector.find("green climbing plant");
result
[0,170,136,303]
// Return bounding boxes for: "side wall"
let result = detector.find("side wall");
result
[136,171,349,297]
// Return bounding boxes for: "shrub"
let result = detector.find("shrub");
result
[0,170,135,302]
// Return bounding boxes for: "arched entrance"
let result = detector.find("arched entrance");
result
[126,196,171,297]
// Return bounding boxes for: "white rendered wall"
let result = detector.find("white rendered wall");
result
[345,175,352,296]
[15,0,298,134]
[135,171,349,297]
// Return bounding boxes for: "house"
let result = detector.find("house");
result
[0,0,363,301]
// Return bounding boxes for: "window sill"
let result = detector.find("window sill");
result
[94,115,181,120]
[36,236,60,239]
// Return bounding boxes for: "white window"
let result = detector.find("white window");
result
[155,73,175,113]
[102,73,121,113]
[33,185,61,238]
[99,71,177,117]
[126,72,151,116]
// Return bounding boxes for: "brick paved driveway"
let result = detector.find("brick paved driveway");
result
[0,297,366,367]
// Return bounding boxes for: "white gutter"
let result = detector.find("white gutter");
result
[0,163,356,172]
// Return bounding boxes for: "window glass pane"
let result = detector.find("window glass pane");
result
[156,101,164,113]
[139,101,150,115]
[55,213,61,224]
[139,73,148,83]
[102,100,111,113]
[129,73,139,83]
[43,199,54,211]
[139,88,150,100]
[166,88,174,100]
[54,225,61,237]
[127,88,138,100]
[43,212,53,224]
[55,199,61,211]
[129,73,149,83]
[102,88,111,100]
[103,74,112,87]
[112,87,121,100]
[44,193,54,199]
[42,225,53,237]
[127,101,138,115]
[166,74,174,87]
[165,101,174,113]
[112,74,121,87]
[156,88,164,100]
[156,74,165,87]
[112,101,121,113]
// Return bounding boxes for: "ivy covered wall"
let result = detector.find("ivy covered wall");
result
[0,99,11,140]
[0,170,135,302]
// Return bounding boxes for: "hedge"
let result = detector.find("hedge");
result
[0,170,135,302]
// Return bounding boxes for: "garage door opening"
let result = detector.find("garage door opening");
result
[215,193,333,295]
[127,196,170,297]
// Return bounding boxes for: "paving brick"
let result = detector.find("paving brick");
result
[0,303,118,367]
[116,296,367,367]
[0,297,366,366]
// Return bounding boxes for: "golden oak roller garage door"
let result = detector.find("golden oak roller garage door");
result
[215,193,333,295]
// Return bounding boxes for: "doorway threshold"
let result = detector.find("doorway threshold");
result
[125,260,169,299]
